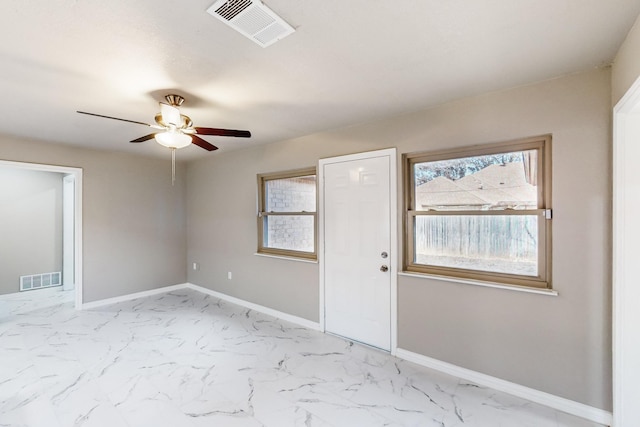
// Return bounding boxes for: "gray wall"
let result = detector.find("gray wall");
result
[613,14,640,104]
[0,167,63,295]
[0,137,187,303]
[187,68,612,410]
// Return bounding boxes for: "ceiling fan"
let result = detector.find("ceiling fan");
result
[77,94,251,183]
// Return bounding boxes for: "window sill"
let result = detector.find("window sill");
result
[254,252,318,264]
[398,271,558,296]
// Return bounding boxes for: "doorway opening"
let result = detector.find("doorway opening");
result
[0,160,83,309]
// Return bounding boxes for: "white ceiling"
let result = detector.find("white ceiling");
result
[1,0,638,160]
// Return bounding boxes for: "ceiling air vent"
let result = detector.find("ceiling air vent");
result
[207,0,295,48]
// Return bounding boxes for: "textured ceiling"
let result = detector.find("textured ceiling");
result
[0,0,639,160]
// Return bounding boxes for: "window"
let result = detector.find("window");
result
[257,167,317,260]
[403,135,552,289]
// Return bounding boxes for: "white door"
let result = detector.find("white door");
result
[320,149,396,351]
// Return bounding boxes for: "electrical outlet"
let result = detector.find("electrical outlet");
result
[192,262,199,271]
[228,271,232,280]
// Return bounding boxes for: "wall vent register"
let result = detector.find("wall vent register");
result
[20,272,62,292]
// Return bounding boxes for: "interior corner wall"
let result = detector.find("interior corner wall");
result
[0,137,187,303]
[0,168,63,295]
[187,68,612,411]
[613,14,640,105]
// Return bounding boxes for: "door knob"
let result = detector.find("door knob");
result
[380,265,389,272]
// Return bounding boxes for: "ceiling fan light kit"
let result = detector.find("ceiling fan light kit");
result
[77,94,252,185]
[154,130,192,149]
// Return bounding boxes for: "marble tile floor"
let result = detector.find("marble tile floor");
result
[0,287,605,427]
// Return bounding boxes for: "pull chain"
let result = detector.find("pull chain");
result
[171,147,176,186]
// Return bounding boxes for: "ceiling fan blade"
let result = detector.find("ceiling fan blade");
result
[192,135,218,151]
[130,133,156,143]
[195,127,251,138]
[160,102,182,127]
[77,111,151,127]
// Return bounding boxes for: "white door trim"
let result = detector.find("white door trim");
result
[0,160,83,309]
[613,75,640,427]
[318,148,398,354]
[62,174,75,291]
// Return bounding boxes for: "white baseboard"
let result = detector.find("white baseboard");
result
[185,283,321,331]
[395,348,612,426]
[80,283,189,310]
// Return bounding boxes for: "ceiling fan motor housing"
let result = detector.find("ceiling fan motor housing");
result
[154,113,193,129]
[165,94,185,107]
